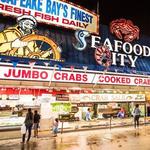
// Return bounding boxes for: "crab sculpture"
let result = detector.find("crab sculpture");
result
[110,19,140,42]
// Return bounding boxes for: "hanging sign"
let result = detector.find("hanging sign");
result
[0,64,150,86]
[80,94,145,102]
[0,0,99,33]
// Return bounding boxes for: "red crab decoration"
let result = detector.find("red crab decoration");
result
[110,19,140,42]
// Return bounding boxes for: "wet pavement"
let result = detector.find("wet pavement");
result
[0,125,150,150]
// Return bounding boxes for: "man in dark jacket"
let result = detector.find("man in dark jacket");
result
[33,110,41,137]
[22,108,33,143]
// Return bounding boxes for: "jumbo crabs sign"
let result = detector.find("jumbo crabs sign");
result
[0,64,150,87]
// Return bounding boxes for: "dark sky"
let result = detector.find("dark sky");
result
[99,0,150,36]
[70,0,150,36]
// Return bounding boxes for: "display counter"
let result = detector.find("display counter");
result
[0,116,25,127]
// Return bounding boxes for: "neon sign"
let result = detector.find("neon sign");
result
[91,36,150,67]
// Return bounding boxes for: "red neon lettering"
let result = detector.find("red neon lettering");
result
[32,71,39,78]
[62,73,68,80]
[0,4,4,10]
[54,72,61,80]
[83,74,88,81]
[22,70,31,78]
[99,75,104,82]
[40,71,48,79]
[69,74,75,81]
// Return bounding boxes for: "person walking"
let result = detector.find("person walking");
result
[85,108,91,121]
[133,104,141,129]
[22,108,33,143]
[53,118,59,137]
[117,107,125,118]
[33,110,41,138]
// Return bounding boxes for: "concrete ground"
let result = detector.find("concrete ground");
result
[0,125,150,150]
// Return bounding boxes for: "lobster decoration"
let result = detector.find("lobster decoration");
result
[110,19,140,42]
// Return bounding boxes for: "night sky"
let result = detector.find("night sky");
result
[70,0,150,36]
[99,0,150,36]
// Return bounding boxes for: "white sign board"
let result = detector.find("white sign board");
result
[0,0,99,33]
[0,65,150,87]
[80,94,145,102]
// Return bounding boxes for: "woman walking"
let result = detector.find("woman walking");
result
[133,104,141,129]
[22,108,33,143]
[53,118,59,137]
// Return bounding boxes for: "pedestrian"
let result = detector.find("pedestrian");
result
[33,110,41,138]
[85,108,91,121]
[22,108,33,143]
[53,118,59,137]
[117,107,125,118]
[133,104,141,129]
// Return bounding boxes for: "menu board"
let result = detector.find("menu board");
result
[56,94,69,101]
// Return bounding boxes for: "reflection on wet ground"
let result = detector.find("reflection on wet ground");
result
[1,126,150,150]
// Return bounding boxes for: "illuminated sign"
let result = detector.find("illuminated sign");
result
[91,36,150,67]
[0,15,62,61]
[80,94,145,102]
[0,64,150,86]
[0,0,99,33]
[110,19,139,42]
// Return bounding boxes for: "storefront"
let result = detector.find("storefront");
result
[0,0,150,130]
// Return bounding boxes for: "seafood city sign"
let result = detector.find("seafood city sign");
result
[74,19,150,68]
[91,36,150,68]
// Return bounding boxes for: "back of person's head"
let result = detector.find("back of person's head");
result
[88,108,90,111]
[136,104,139,108]
[34,110,37,114]
[28,108,32,112]
[55,118,58,122]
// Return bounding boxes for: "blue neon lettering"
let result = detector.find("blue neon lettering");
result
[46,0,51,13]
[20,0,43,11]
[51,1,57,15]
[71,7,93,23]
[0,0,17,5]
[46,0,66,16]
[56,2,61,16]
[20,0,26,7]
[63,5,68,18]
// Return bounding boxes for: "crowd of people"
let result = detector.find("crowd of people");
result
[20,104,141,144]
[21,108,41,143]
[21,108,59,144]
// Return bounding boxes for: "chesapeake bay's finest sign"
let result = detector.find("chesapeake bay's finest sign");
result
[0,0,98,33]
[0,64,150,86]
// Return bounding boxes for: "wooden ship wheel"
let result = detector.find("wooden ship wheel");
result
[9,34,61,60]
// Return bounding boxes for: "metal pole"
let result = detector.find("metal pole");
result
[61,121,64,134]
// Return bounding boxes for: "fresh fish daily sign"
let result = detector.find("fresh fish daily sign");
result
[0,0,99,33]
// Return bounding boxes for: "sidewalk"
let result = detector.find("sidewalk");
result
[1,125,150,150]
[0,118,149,141]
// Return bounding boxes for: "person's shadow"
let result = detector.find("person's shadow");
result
[134,130,140,136]
[20,141,38,150]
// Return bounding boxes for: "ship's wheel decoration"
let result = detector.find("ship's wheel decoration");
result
[110,19,140,42]
[95,45,111,67]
